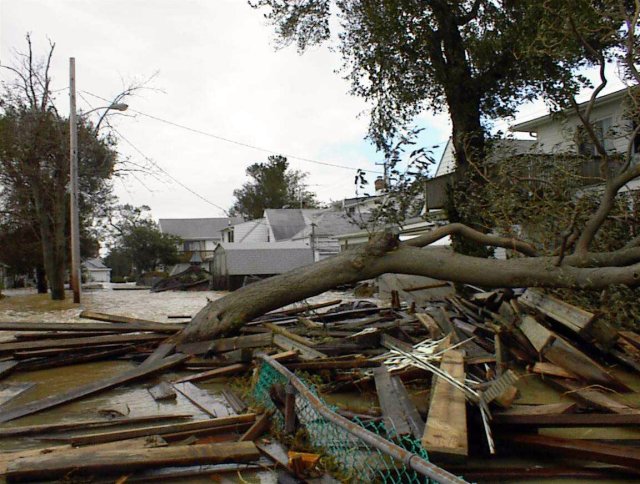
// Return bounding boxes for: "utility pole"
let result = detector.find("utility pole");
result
[69,57,82,304]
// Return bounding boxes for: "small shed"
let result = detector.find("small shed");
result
[83,258,112,283]
[210,242,313,290]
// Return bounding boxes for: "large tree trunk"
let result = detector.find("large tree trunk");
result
[35,265,48,294]
[178,233,640,344]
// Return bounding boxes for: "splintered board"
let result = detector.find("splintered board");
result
[422,350,468,459]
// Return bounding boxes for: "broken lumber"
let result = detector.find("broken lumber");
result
[0,353,188,424]
[519,289,618,350]
[0,333,165,354]
[177,332,272,355]
[0,414,192,438]
[5,441,260,481]
[0,320,184,333]
[67,414,256,446]
[174,363,249,384]
[0,382,35,407]
[493,412,640,427]
[503,433,640,468]
[172,382,231,417]
[374,366,412,436]
[273,334,327,360]
[422,349,468,459]
[548,378,640,414]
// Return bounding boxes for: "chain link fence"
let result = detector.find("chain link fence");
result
[252,355,467,484]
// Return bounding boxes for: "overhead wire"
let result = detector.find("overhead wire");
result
[81,90,383,174]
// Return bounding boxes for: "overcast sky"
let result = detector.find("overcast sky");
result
[1,0,626,221]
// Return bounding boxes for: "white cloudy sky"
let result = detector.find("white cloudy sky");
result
[0,0,625,220]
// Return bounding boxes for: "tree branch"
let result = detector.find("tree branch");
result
[402,222,538,256]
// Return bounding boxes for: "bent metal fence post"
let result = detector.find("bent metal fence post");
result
[253,353,468,484]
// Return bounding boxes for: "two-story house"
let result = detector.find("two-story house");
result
[159,217,242,262]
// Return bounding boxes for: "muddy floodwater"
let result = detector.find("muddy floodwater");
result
[0,285,370,483]
[1,286,639,483]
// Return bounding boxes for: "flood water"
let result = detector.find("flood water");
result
[1,286,639,483]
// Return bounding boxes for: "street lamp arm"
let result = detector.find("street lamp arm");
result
[82,103,128,133]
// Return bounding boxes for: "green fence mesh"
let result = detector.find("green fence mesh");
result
[253,360,434,483]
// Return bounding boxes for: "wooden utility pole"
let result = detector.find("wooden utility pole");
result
[69,57,82,304]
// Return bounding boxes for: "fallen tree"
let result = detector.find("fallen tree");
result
[175,1,640,344]
[178,205,640,343]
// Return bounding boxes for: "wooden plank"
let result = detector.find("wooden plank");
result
[240,411,272,442]
[0,353,188,424]
[177,332,272,356]
[519,289,618,350]
[174,363,249,384]
[415,313,443,339]
[79,310,166,326]
[494,412,640,427]
[0,382,35,406]
[16,345,133,371]
[620,331,640,351]
[373,366,412,436]
[544,338,629,392]
[548,378,640,414]
[0,333,165,353]
[519,289,594,332]
[173,382,231,417]
[263,323,315,347]
[67,414,256,446]
[222,388,247,414]
[0,437,167,476]
[496,402,577,416]
[147,381,177,401]
[5,441,260,481]
[391,375,425,440]
[531,362,578,379]
[503,433,640,468]
[518,315,554,353]
[0,414,192,438]
[422,349,468,459]
[0,360,17,378]
[273,334,326,360]
[0,320,184,333]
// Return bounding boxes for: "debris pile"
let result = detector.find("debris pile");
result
[0,286,639,482]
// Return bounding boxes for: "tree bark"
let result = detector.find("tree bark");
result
[178,232,640,344]
[35,265,47,294]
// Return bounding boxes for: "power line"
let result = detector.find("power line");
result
[112,127,231,216]
[81,90,383,174]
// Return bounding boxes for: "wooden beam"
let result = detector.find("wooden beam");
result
[0,333,165,353]
[0,321,184,333]
[177,332,272,356]
[5,441,259,481]
[273,334,327,360]
[493,412,640,427]
[496,402,577,416]
[0,360,17,378]
[174,363,249,384]
[79,310,166,326]
[0,353,188,424]
[0,414,192,438]
[519,289,618,350]
[503,433,640,468]
[374,366,412,436]
[172,382,232,418]
[391,374,425,440]
[0,382,35,407]
[67,414,256,446]
[548,378,640,415]
[422,350,468,459]
[240,412,273,442]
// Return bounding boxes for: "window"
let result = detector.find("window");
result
[577,117,614,156]
[227,230,234,243]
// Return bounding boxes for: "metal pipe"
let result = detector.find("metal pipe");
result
[258,353,468,484]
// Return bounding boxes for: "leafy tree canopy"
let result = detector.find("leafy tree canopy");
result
[230,155,319,219]
[105,205,180,275]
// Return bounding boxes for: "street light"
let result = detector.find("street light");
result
[69,58,128,303]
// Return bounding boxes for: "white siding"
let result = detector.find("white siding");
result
[526,101,631,155]
[435,138,456,176]
[234,219,270,243]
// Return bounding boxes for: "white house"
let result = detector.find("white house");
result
[83,258,111,283]
[159,217,242,260]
